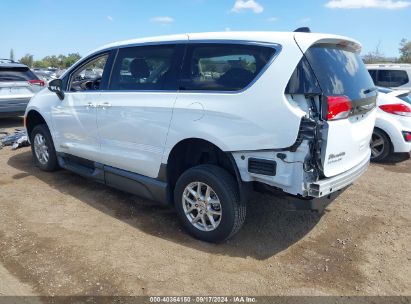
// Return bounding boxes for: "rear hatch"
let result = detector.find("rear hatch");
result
[0,66,44,101]
[291,36,377,177]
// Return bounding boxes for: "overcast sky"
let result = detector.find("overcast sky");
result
[1,0,410,60]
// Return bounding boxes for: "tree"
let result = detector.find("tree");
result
[363,41,390,64]
[32,60,47,68]
[64,53,81,68]
[42,55,60,68]
[10,49,14,61]
[399,39,411,63]
[20,54,34,67]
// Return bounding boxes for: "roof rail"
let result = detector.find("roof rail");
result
[366,63,411,68]
[294,27,311,33]
[0,58,16,64]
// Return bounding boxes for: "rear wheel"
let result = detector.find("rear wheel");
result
[370,128,391,162]
[30,124,59,171]
[174,165,246,243]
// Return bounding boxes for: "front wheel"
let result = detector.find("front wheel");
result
[30,124,59,171]
[174,165,246,243]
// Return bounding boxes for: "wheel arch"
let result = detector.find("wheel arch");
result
[25,110,49,140]
[164,138,245,205]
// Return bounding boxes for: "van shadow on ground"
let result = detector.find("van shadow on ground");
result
[8,150,322,260]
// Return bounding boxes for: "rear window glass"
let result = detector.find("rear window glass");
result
[376,70,409,87]
[368,70,377,83]
[286,44,376,101]
[0,67,38,82]
[180,44,275,91]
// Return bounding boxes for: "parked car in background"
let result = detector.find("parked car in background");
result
[371,87,411,161]
[367,64,411,91]
[25,31,377,242]
[32,68,66,83]
[377,87,411,105]
[32,69,54,82]
[0,59,45,117]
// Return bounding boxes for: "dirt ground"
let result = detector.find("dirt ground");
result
[0,117,410,297]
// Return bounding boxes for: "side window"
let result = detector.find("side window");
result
[69,54,109,92]
[368,70,377,84]
[180,44,275,91]
[110,45,176,91]
[376,70,409,87]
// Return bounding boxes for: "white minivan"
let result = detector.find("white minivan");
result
[25,31,377,242]
[367,64,411,91]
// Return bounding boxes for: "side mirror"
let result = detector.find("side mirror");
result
[48,79,65,100]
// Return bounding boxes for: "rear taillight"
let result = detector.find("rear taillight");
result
[379,104,411,117]
[326,95,352,121]
[403,131,411,142]
[28,79,45,86]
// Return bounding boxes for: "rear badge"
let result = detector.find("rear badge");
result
[328,152,346,164]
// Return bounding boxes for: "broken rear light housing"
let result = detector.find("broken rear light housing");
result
[325,95,352,121]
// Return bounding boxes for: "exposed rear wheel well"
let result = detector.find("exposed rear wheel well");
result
[26,110,47,139]
[166,139,241,203]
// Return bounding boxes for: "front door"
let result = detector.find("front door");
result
[51,53,111,161]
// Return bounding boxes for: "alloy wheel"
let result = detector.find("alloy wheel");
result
[182,182,222,232]
[370,132,385,159]
[33,133,49,165]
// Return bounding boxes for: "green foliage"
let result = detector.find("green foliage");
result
[399,39,411,63]
[19,53,82,69]
[20,54,34,67]
[32,60,47,68]
[65,53,82,67]
[361,39,411,64]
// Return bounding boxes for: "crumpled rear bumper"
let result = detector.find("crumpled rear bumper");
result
[306,155,370,198]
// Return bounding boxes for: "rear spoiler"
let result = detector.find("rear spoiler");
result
[294,33,362,54]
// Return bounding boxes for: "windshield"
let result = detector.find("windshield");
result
[399,94,411,105]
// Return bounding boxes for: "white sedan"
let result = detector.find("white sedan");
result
[371,88,411,161]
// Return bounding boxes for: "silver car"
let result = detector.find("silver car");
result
[0,59,45,117]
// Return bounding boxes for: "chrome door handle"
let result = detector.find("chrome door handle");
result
[99,102,112,109]
[85,102,97,108]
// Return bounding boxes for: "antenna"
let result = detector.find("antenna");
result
[294,27,311,33]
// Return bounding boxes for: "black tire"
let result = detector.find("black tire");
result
[370,128,391,162]
[174,164,246,243]
[30,124,59,171]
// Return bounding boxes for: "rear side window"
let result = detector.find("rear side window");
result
[110,45,176,91]
[376,70,409,87]
[180,44,275,91]
[368,70,377,83]
[0,67,38,82]
[286,44,376,101]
